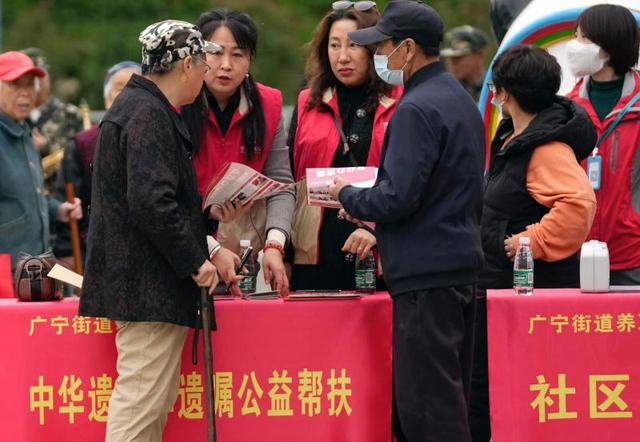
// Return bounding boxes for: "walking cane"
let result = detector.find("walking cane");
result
[64,182,83,276]
[200,287,217,442]
[62,150,83,276]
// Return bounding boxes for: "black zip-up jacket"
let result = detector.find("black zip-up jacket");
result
[80,75,212,327]
[480,96,596,289]
[339,62,485,295]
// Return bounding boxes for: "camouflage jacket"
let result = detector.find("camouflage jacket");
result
[31,96,84,155]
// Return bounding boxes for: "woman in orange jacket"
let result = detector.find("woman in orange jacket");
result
[470,45,597,442]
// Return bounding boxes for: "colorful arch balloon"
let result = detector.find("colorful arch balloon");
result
[480,0,640,166]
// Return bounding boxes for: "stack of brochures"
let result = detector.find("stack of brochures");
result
[242,291,280,300]
[286,291,361,300]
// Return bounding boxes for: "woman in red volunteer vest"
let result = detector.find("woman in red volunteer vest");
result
[289,1,402,290]
[566,5,640,285]
[183,9,295,296]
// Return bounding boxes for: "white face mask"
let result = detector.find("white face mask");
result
[374,40,407,86]
[566,39,608,78]
[491,95,510,120]
[490,84,509,119]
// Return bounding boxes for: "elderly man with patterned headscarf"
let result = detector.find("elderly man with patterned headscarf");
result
[79,20,221,441]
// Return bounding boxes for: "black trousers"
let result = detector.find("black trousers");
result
[392,285,476,442]
[468,293,491,442]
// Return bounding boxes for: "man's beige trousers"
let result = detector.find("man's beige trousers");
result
[105,321,188,442]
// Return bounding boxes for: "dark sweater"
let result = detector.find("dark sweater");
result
[339,62,485,295]
[589,76,625,121]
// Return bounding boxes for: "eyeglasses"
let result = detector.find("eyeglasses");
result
[197,55,212,74]
[332,1,377,11]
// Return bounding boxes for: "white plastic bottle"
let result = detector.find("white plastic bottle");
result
[255,250,270,293]
[513,237,534,296]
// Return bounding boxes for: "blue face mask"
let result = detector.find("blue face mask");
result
[374,40,407,86]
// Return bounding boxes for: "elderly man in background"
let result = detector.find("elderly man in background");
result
[22,48,84,188]
[441,25,489,102]
[0,51,82,269]
[53,61,141,259]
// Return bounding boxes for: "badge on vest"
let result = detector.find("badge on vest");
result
[587,154,602,191]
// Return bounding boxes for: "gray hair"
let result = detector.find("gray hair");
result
[103,62,141,99]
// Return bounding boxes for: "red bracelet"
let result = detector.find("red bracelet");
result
[263,241,285,257]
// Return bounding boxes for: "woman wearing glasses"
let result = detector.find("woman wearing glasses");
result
[289,1,402,290]
[183,9,295,296]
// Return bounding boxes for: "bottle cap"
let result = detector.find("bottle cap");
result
[240,240,251,248]
[519,237,530,245]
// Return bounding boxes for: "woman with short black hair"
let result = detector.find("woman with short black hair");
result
[492,44,561,113]
[469,44,597,441]
[567,4,640,285]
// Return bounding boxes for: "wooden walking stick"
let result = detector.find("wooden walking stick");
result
[200,287,217,442]
[65,183,83,275]
[58,136,84,277]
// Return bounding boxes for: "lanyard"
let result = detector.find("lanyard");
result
[587,90,640,191]
[592,90,640,157]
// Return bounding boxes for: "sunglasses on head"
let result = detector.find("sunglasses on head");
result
[332,1,377,11]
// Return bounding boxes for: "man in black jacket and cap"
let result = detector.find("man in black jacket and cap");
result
[80,20,221,441]
[329,1,485,441]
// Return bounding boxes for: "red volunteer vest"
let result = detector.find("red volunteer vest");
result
[193,82,282,194]
[568,70,640,270]
[292,86,402,181]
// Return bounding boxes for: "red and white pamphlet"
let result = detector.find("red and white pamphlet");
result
[306,166,378,209]
[202,162,293,210]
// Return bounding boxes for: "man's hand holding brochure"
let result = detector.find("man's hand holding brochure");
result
[311,167,377,237]
[307,166,378,208]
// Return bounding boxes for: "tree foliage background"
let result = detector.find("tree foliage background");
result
[2,0,494,108]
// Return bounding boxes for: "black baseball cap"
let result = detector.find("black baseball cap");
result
[348,0,444,51]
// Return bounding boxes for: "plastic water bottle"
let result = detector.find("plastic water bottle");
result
[355,251,376,293]
[513,237,534,296]
[238,240,257,294]
[255,250,270,293]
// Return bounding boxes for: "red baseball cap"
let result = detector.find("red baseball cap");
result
[0,51,46,81]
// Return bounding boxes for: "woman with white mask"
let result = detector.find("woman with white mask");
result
[567,4,640,285]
